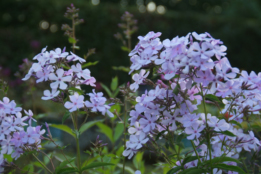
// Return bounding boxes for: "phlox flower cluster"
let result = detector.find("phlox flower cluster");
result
[125,31,261,173]
[22,47,113,116]
[0,97,45,172]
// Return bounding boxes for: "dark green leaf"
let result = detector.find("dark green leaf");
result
[50,124,76,138]
[96,122,113,143]
[68,87,83,95]
[211,156,241,165]
[110,76,118,92]
[68,37,76,44]
[79,120,103,135]
[112,66,130,72]
[182,156,201,166]
[112,88,120,98]
[82,61,99,68]
[114,123,124,142]
[216,130,236,137]
[81,162,114,172]
[62,111,71,124]
[55,158,76,173]
[178,167,207,174]
[166,166,182,174]
[101,83,112,97]
[214,164,246,174]
[230,120,243,128]
[205,94,221,102]
[121,46,130,52]
[57,167,78,174]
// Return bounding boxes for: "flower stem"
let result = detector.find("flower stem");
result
[32,154,53,174]
[122,96,128,174]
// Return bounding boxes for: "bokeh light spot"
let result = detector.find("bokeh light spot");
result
[50,24,58,33]
[157,5,166,14]
[139,5,146,13]
[39,21,49,30]
[147,2,156,12]
[214,5,222,14]
[91,0,100,5]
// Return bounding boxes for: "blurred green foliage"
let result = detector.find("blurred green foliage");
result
[1,0,261,88]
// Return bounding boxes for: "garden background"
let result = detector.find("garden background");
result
[1,0,261,173]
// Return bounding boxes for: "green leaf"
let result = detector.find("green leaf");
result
[109,104,121,113]
[50,124,76,138]
[68,37,76,44]
[110,76,118,92]
[82,61,99,68]
[81,162,114,172]
[112,66,130,73]
[3,154,13,163]
[57,167,79,174]
[79,120,103,135]
[55,158,76,173]
[230,120,243,128]
[216,130,236,137]
[114,123,124,142]
[182,155,201,166]
[205,94,221,103]
[62,111,71,124]
[112,88,120,98]
[178,167,207,174]
[121,46,130,52]
[96,122,113,143]
[214,164,246,174]
[68,87,84,95]
[207,156,241,165]
[101,83,112,97]
[166,166,182,174]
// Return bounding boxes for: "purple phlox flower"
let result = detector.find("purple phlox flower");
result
[24,110,36,126]
[185,122,205,140]
[0,97,10,106]
[194,56,214,71]
[64,93,84,112]
[22,127,40,145]
[71,63,91,79]
[53,47,68,58]
[4,100,22,115]
[1,135,13,154]
[11,147,23,160]
[85,90,113,117]
[178,113,200,128]
[122,146,137,159]
[187,42,214,59]
[127,132,149,150]
[32,46,47,60]
[187,86,202,101]
[138,31,161,48]
[208,117,230,132]
[134,170,141,174]
[130,69,150,92]
[129,110,140,126]
[161,110,179,131]
[0,126,10,140]
[192,32,210,41]
[128,122,144,135]
[216,80,241,98]
[10,131,25,148]
[49,69,72,90]
[194,69,214,87]
[139,114,157,133]
[2,115,25,132]
[66,52,86,63]
[0,109,6,122]
[80,76,96,87]
[36,65,53,83]
[215,62,237,81]
[41,88,60,100]
[240,70,258,85]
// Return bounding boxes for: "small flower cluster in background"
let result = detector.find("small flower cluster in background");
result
[22,47,113,116]
[0,97,45,172]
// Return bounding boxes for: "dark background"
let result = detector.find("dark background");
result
[1,0,261,90]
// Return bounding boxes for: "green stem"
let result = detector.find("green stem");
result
[200,84,213,174]
[122,96,128,174]
[71,113,82,174]
[190,140,201,165]
[32,154,53,174]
